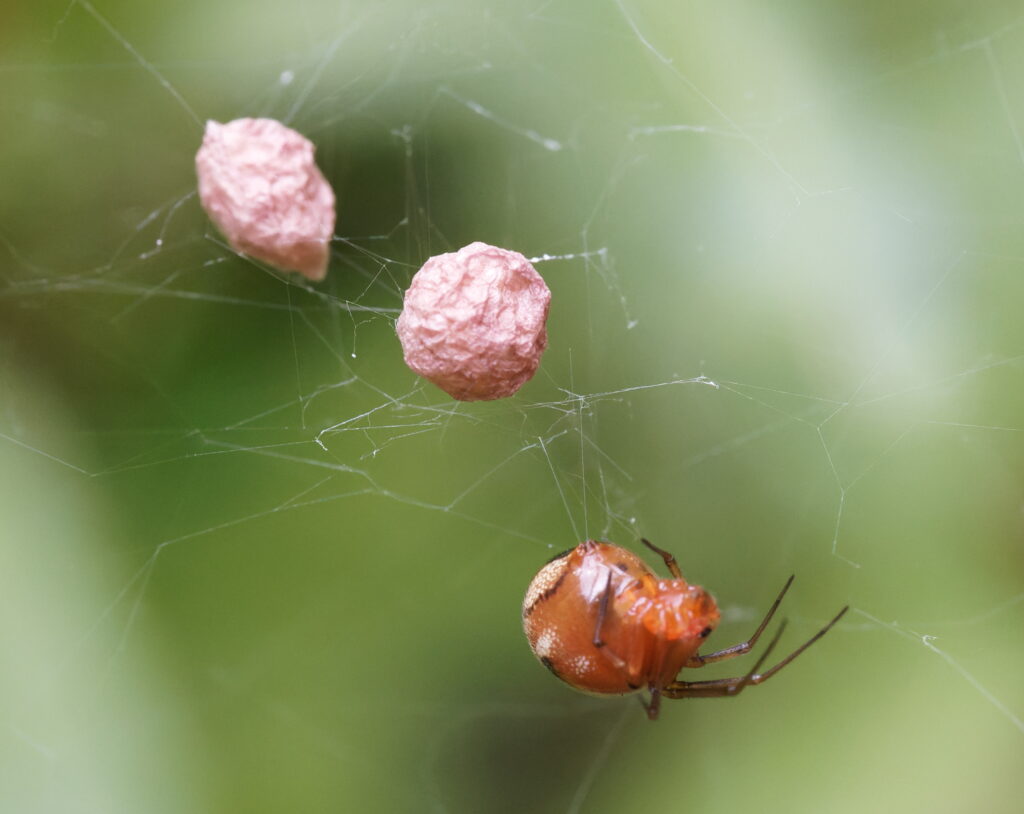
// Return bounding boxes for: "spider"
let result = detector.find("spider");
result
[522,538,848,720]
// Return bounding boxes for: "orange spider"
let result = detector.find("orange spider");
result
[523,539,847,720]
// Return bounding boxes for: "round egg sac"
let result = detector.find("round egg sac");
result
[396,242,552,401]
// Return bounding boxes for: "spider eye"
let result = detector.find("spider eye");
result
[699,626,712,638]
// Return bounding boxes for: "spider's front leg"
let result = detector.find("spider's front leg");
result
[686,575,795,668]
[665,607,848,699]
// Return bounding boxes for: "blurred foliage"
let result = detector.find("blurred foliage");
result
[2,1,1023,812]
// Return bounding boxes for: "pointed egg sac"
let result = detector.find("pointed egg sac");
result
[195,118,336,281]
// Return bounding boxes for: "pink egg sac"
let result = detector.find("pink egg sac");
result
[195,118,336,281]
[396,242,552,401]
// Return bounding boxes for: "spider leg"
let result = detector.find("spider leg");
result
[686,575,795,667]
[592,569,614,648]
[640,537,682,579]
[663,606,848,699]
[640,688,663,721]
[658,623,785,706]
[591,569,628,671]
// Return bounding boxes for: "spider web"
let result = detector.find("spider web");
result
[2,1,1023,812]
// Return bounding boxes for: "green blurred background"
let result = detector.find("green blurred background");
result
[2,0,1023,811]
